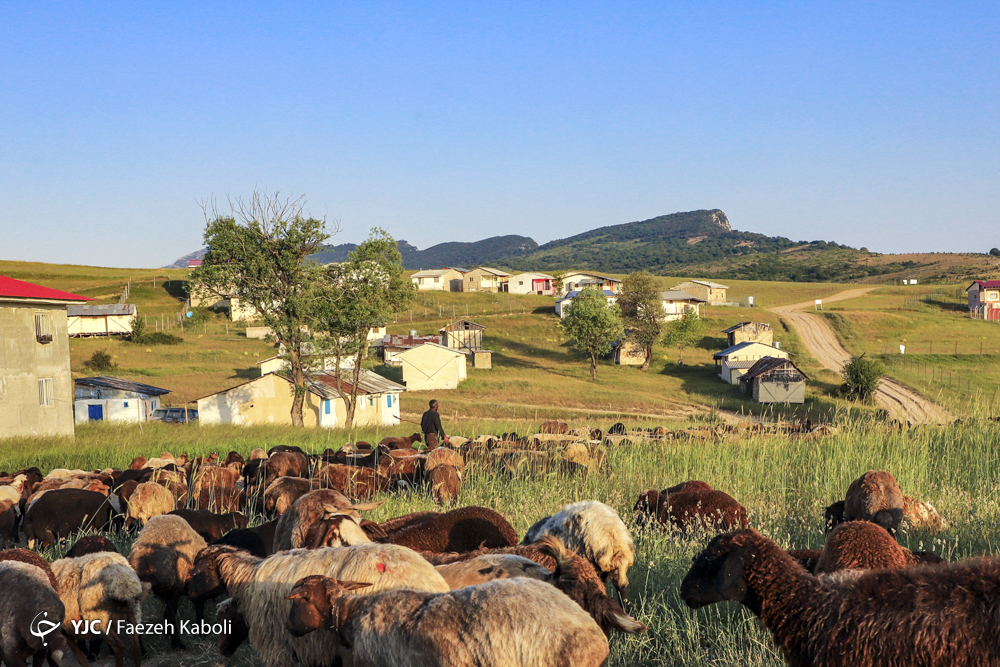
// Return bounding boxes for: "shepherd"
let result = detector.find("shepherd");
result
[420,399,450,449]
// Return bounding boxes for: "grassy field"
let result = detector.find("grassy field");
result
[9,419,1000,667]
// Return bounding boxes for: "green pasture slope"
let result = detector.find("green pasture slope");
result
[8,419,1000,667]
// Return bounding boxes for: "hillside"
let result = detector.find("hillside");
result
[308,235,537,269]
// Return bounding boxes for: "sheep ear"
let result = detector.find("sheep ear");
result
[348,500,385,512]
[715,552,747,602]
[286,589,309,601]
[339,581,373,592]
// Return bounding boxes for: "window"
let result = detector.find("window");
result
[418,277,424,285]
[988,291,999,301]
[387,395,393,408]
[38,378,53,406]
[34,314,52,344]
[433,277,439,283]
[123,401,129,408]
[324,400,331,415]
[518,281,524,286]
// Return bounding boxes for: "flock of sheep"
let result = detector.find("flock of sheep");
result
[0,427,995,667]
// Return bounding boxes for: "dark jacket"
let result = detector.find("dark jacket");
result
[421,408,445,438]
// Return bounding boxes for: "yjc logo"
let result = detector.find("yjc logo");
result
[30,612,60,647]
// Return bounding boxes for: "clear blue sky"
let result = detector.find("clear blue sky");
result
[2,1,997,267]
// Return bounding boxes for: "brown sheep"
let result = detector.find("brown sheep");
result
[428,465,461,505]
[372,506,517,553]
[67,535,118,559]
[299,511,374,549]
[312,463,390,500]
[264,477,315,516]
[378,432,423,449]
[681,529,998,667]
[424,446,465,476]
[786,548,822,573]
[815,521,945,574]
[377,449,426,486]
[124,481,176,529]
[0,547,58,589]
[665,480,713,495]
[128,457,148,471]
[902,495,949,534]
[659,489,749,533]
[223,451,246,473]
[191,465,240,499]
[196,484,244,513]
[844,470,905,534]
[433,553,552,589]
[272,489,382,551]
[249,448,267,461]
[265,451,311,481]
[539,420,570,435]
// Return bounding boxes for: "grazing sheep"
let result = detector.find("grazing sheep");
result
[169,509,247,543]
[786,548,822,573]
[665,480,713,495]
[264,477,314,516]
[124,482,176,529]
[212,521,278,558]
[659,490,750,533]
[522,500,634,608]
[272,489,381,552]
[187,543,449,667]
[607,422,627,436]
[434,554,552,589]
[66,535,119,558]
[22,488,115,549]
[53,551,147,667]
[249,448,267,461]
[539,420,570,435]
[0,548,58,589]
[815,521,944,574]
[265,451,311,482]
[285,576,610,667]
[424,447,465,476]
[633,490,665,528]
[844,470,905,534]
[0,561,68,667]
[299,508,374,549]
[127,514,208,648]
[195,483,244,513]
[681,528,1000,667]
[377,449,426,486]
[312,463,389,500]
[376,506,518,553]
[378,433,423,450]
[0,500,16,548]
[902,495,949,534]
[428,465,461,505]
[224,451,246,473]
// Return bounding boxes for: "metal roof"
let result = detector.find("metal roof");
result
[969,280,1000,290]
[680,280,729,289]
[713,341,785,359]
[565,272,621,282]
[440,319,485,332]
[740,356,809,382]
[721,321,772,334]
[510,272,555,280]
[74,376,171,396]
[67,304,136,317]
[0,275,91,303]
[382,334,441,349]
[723,360,760,369]
[660,290,707,302]
[411,268,459,278]
[473,267,513,277]
[310,369,406,396]
[557,289,616,303]
[397,342,464,358]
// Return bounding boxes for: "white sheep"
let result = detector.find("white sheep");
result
[434,554,552,589]
[522,500,635,606]
[52,551,149,667]
[124,482,176,529]
[286,576,610,667]
[187,543,449,667]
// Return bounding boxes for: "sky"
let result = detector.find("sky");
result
[1,1,998,267]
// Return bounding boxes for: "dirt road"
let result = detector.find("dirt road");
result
[770,288,953,424]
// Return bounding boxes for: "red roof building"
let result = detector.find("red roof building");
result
[0,275,91,303]
[967,280,1000,317]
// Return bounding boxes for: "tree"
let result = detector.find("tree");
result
[840,353,885,403]
[189,190,335,426]
[551,271,566,295]
[616,271,666,371]
[560,287,623,379]
[661,312,703,364]
[317,228,415,427]
[990,248,1000,257]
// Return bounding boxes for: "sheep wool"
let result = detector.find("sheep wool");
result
[844,470,905,534]
[0,561,67,667]
[815,521,912,574]
[52,551,147,639]
[434,554,552,589]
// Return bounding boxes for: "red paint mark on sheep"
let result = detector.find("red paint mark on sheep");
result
[376,563,386,573]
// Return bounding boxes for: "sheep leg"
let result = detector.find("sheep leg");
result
[64,637,90,667]
[192,597,206,622]
[129,632,141,667]
[104,631,125,667]
[163,598,185,649]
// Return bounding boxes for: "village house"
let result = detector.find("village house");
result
[713,340,789,385]
[398,342,468,391]
[508,272,556,296]
[196,369,404,428]
[673,280,730,304]
[380,332,442,366]
[739,357,809,404]
[967,280,1000,318]
[74,377,170,423]
[439,320,485,353]
[612,335,646,366]
[67,304,136,337]
[464,267,512,293]
[410,267,467,292]
[555,290,617,318]
[660,290,707,321]
[559,272,622,296]
[721,321,774,347]
[0,275,90,439]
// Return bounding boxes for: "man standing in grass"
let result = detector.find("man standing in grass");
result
[421,399,449,449]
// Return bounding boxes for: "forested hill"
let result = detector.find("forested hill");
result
[308,235,537,269]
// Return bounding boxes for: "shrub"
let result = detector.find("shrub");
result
[126,314,146,343]
[840,354,885,403]
[84,350,117,373]
[142,332,183,345]
[990,248,1000,257]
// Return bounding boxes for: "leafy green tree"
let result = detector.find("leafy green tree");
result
[317,228,415,427]
[990,248,1000,257]
[616,271,666,371]
[560,287,624,379]
[189,191,335,426]
[840,353,885,403]
[661,312,703,364]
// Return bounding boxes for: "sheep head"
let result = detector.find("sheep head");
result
[286,576,371,639]
[187,545,237,600]
[824,500,846,532]
[681,530,759,609]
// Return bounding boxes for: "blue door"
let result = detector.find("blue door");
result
[88,404,104,421]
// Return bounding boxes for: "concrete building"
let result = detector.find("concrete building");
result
[721,321,774,347]
[713,341,789,385]
[410,268,466,292]
[67,304,136,337]
[660,290,706,321]
[673,280,729,304]
[74,377,170,423]
[439,320,485,354]
[612,335,647,366]
[399,342,468,391]
[463,267,512,293]
[381,333,442,366]
[0,275,91,439]
[739,357,808,404]
[555,290,616,318]
[196,369,404,429]
[559,272,622,296]
[508,272,555,295]
[967,280,1000,319]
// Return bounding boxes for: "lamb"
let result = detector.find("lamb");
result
[378,432,422,449]
[284,576,610,667]
[127,514,208,648]
[433,554,552,589]
[903,495,950,534]
[216,597,250,657]
[169,509,247,543]
[659,489,750,533]
[522,500,634,609]
[0,561,68,667]
[22,488,115,548]
[815,521,944,574]
[272,489,381,551]
[53,551,147,667]
[843,470,905,534]
[372,506,518,553]
[186,542,449,667]
[124,481,176,529]
[681,528,1000,667]
[428,464,461,505]
[66,535,119,558]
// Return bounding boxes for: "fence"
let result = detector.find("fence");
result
[970,306,1000,323]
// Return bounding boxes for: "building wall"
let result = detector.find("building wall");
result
[464,269,507,293]
[614,337,646,365]
[729,328,774,347]
[508,274,553,295]
[412,270,461,291]
[400,346,467,391]
[717,344,789,384]
[441,328,483,352]
[675,281,727,304]
[67,314,133,336]
[753,380,806,404]
[74,397,161,423]
[662,300,701,322]
[0,302,76,438]
[560,274,620,296]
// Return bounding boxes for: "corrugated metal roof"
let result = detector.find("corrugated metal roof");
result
[723,360,760,369]
[474,267,513,277]
[557,289,616,303]
[660,290,707,302]
[440,320,485,332]
[714,341,785,359]
[740,356,809,382]
[684,280,729,289]
[310,369,406,396]
[382,334,441,349]
[74,376,171,396]
[0,275,91,303]
[721,321,771,334]
[969,280,1000,290]
[566,272,621,282]
[67,304,136,317]
[411,268,456,278]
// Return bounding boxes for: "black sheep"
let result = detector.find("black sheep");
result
[22,488,115,548]
[168,509,247,543]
